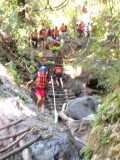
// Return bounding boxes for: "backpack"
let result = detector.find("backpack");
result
[54,66,62,73]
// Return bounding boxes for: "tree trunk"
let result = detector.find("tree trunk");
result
[17,0,25,19]
[58,111,74,122]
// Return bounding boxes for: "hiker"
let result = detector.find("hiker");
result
[40,57,51,82]
[27,66,48,113]
[51,37,60,47]
[49,37,64,57]
[77,22,84,37]
[53,26,59,39]
[46,25,53,49]
[50,37,61,57]
[60,23,68,38]
[39,28,46,52]
[46,26,53,38]
[53,65,63,89]
[31,29,39,49]
[86,22,92,37]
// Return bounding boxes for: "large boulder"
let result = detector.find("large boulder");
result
[64,96,100,120]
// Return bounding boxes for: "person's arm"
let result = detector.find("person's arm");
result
[26,73,38,86]
[26,79,33,86]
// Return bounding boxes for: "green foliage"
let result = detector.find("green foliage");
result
[19,93,33,103]
[94,94,120,126]
[6,61,23,85]
[81,146,93,160]
[98,60,120,93]
[80,51,120,94]
[12,89,33,103]
[98,127,112,145]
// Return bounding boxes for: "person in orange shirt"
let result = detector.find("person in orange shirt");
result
[27,66,48,113]
[60,23,67,38]
[53,65,63,89]
[53,26,59,39]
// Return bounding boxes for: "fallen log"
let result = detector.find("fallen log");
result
[0,131,29,153]
[0,114,23,148]
[0,127,31,141]
[58,111,74,122]
[0,118,26,131]
[0,133,52,160]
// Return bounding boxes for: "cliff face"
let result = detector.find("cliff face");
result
[82,93,120,160]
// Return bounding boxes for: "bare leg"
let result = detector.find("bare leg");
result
[36,94,41,108]
[83,83,87,91]
[56,78,59,87]
[41,97,45,113]
[59,77,63,89]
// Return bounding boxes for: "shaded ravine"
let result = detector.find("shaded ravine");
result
[0,35,103,160]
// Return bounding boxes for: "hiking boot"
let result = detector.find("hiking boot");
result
[43,113,47,116]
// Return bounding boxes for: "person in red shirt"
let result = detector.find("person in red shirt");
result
[77,22,84,37]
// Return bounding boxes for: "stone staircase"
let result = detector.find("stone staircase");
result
[41,54,75,111]
[45,83,75,111]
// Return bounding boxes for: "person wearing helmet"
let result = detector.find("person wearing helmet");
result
[39,57,51,82]
[27,66,48,113]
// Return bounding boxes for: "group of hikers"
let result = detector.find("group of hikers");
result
[29,23,68,52]
[27,23,68,114]
[27,57,63,114]
[29,21,92,52]
[27,21,92,115]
